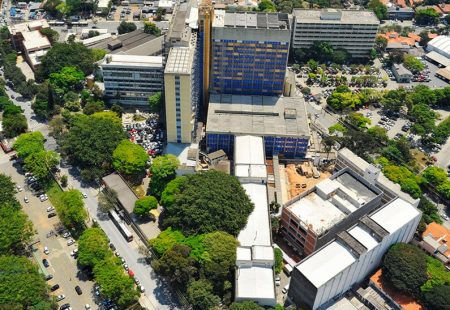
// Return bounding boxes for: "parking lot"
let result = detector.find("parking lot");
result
[123,113,165,157]
[0,155,96,310]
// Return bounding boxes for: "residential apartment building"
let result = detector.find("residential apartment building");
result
[101,54,164,106]
[288,197,421,310]
[164,35,199,143]
[206,94,310,158]
[211,11,291,96]
[292,9,379,58]
[281,168,383,256]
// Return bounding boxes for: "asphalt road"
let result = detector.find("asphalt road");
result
[5,86,177,309]
[0,156,95,310]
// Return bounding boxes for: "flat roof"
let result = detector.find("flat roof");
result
[436,67,450,80]
[370,198,421,234]
[90,30,160,55]
[101,54,163,68]
[252,245,274,261]
[213,11,290,29]
[235,265,275,300]
[165,46,194,75]
[238,183,271,247]
[348,226,378,251]
[237,247,252,261]
[206,94,310,138]
[293,9,379,25]
[286,171,379,235]
[325,297,359,310]
[97,0,110,8]
[22,30,51,51]
[427,51,450,67]
[235,135,267,179]
[297,241,356,288]
[102,173,138,215]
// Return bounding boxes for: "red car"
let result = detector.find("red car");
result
[128,269,135,278]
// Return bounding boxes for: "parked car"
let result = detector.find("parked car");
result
[45,274,53,281]
[16,185,22,192]
[60,303,71,310]
[47,206,55,212]
[56,294,65,301]
[24,197,29,203]
[42,259,49,267]
[67,238,75,246]
[109,243,116,251]
[48,212,57,218]
[50,284,60,291]
[43,246,49,255]
[82,192,87,199]
[62,231,71,238]
[75,285,82,295]
[70,248,78,257]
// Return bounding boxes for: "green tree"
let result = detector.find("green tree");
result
[346,112,371,129]
[332,48,350,64]
[55,189,87,228]
[91,48,107,61]
[13,132,45,159]
[113,140,148,176]
[60,114,126,181]
[382,243,428,295]
[418,197,442,224]
[2,114,28,138]
[419,30,431,46]
[24,150,60,180]
[368,0,387,20]
[154,7,166,21]
[422,285,450,310]
[0,204,34,255]
[382,88,406,113]
[258,0,277,12]
[117,21,137,34]
[422,166,448,186]
[39,28,59,44]
[148,91,162,112]
[421,256,450,292]
[274,248,283,274]
[160,176,188,209]
[0,174,19,206]
[328,123,347,135]
[150,227,186,256]
[162,170,254,236]
[375,36,388,53]
[415,8,440,25]
[38,42,95,79]
[0,255,53,308]
[152,244,197,288]
[187,280,220,310]
[229,301,264,310]
[97,189,118,213]
[149,154,180,198]
[78,227,111,268]
[409,103,437,136]
[403,55,425,73]
[83,100,105,115]
[49,66,85,94]
[61,175,68,187]
[133,196,158,217]
[143,22,161,36]
[110,104,123,117]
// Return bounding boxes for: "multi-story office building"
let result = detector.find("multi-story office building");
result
[288,197,421,310]
[164,35,199,143]
[101,54,164,106]
[281,168,383,256]
[211,10,291,96]
[292,9,379,58]
[206,94,310,158]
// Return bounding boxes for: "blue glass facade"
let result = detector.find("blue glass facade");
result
[211,39,289,96]
[207,133,308,159]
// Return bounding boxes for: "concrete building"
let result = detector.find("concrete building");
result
[165,0,198,53]
[101,54,164,106]
[281,168,383,256]
[206,94,310,158]
[335,148,419,207]
[427,36,450,59]
[8,20,51,70]
[392,63,413,83]
[288,197,421,310]
[234,135,276,307]
[211,11,291,96]
[387,6,415,20]
[419,222,450,264]
[164,35,199,143]
[292,9,379,58]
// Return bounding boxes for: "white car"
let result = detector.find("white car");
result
[82,192,88,199]
[43,246,49,255]
[56,294,65,301]
[24,197,29,203]
[46,206,55,212]
[39,194,48,202]
[16,185,22,192]
[70,248,78,257]
[67,238,75,246]
[139,285,145,293]
[123,263,129,271]
[62,231,71,238]
[85,305,91,310]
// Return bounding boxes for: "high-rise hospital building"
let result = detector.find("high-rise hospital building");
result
[210,11,291,96]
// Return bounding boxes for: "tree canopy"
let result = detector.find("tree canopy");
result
[49,66,85,94]
[415,8,440,25]
[229,301,264,310]
[368,0,387,20]
[78,227,111,268]
[60,114,126,181]
[149,154,180,198]
[133,196,158,217]
[13,132,45,159]
[144,22,161,36]
[403,55,425,73]
[382,243,428,295]
[117,21,137,34]
[55,189,87,228]
[24,150,60,180]
[422,285,450,310]
[112,140,148,176]
[187,279,220,310]
[162,170,254,236]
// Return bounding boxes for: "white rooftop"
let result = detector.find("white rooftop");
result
[22,30,51,52]
[348,226,378,251]
[97,0,110,8]
[238,183,271,247]
[370,198,421,234]
[235,265,275,300]
[101,54,164,68]
[165,46,194,75]
[297,241,356,288]
[234,135,267,179]
[252,245,274,261]
[236,247,252,262]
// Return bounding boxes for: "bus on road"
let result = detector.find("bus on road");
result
[109,210,133,242]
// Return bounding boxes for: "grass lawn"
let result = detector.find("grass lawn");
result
[45,180,64,210]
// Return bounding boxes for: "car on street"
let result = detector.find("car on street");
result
[43,246,49,255]
[39,194,48,202]
[62,231,71,238]
[42,259,49,267]
[75,285,82,295]
[67,238,75,246]
[56,294,65,301]
[47,206,55,213]
[82,192,88,199]
[85,305,91,310]
[139,285,145,293]
[109,242,116,251]
[123,263,128,271]
[50,284,60,291]
[60,303,71,310]
[16,185,22,192]
[24,197,29,203]
[48,212,57,218]
[45,274,53,281]
[70,248,78,257]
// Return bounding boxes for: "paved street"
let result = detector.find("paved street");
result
[4,86,177,310]
[0,155,95,310]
